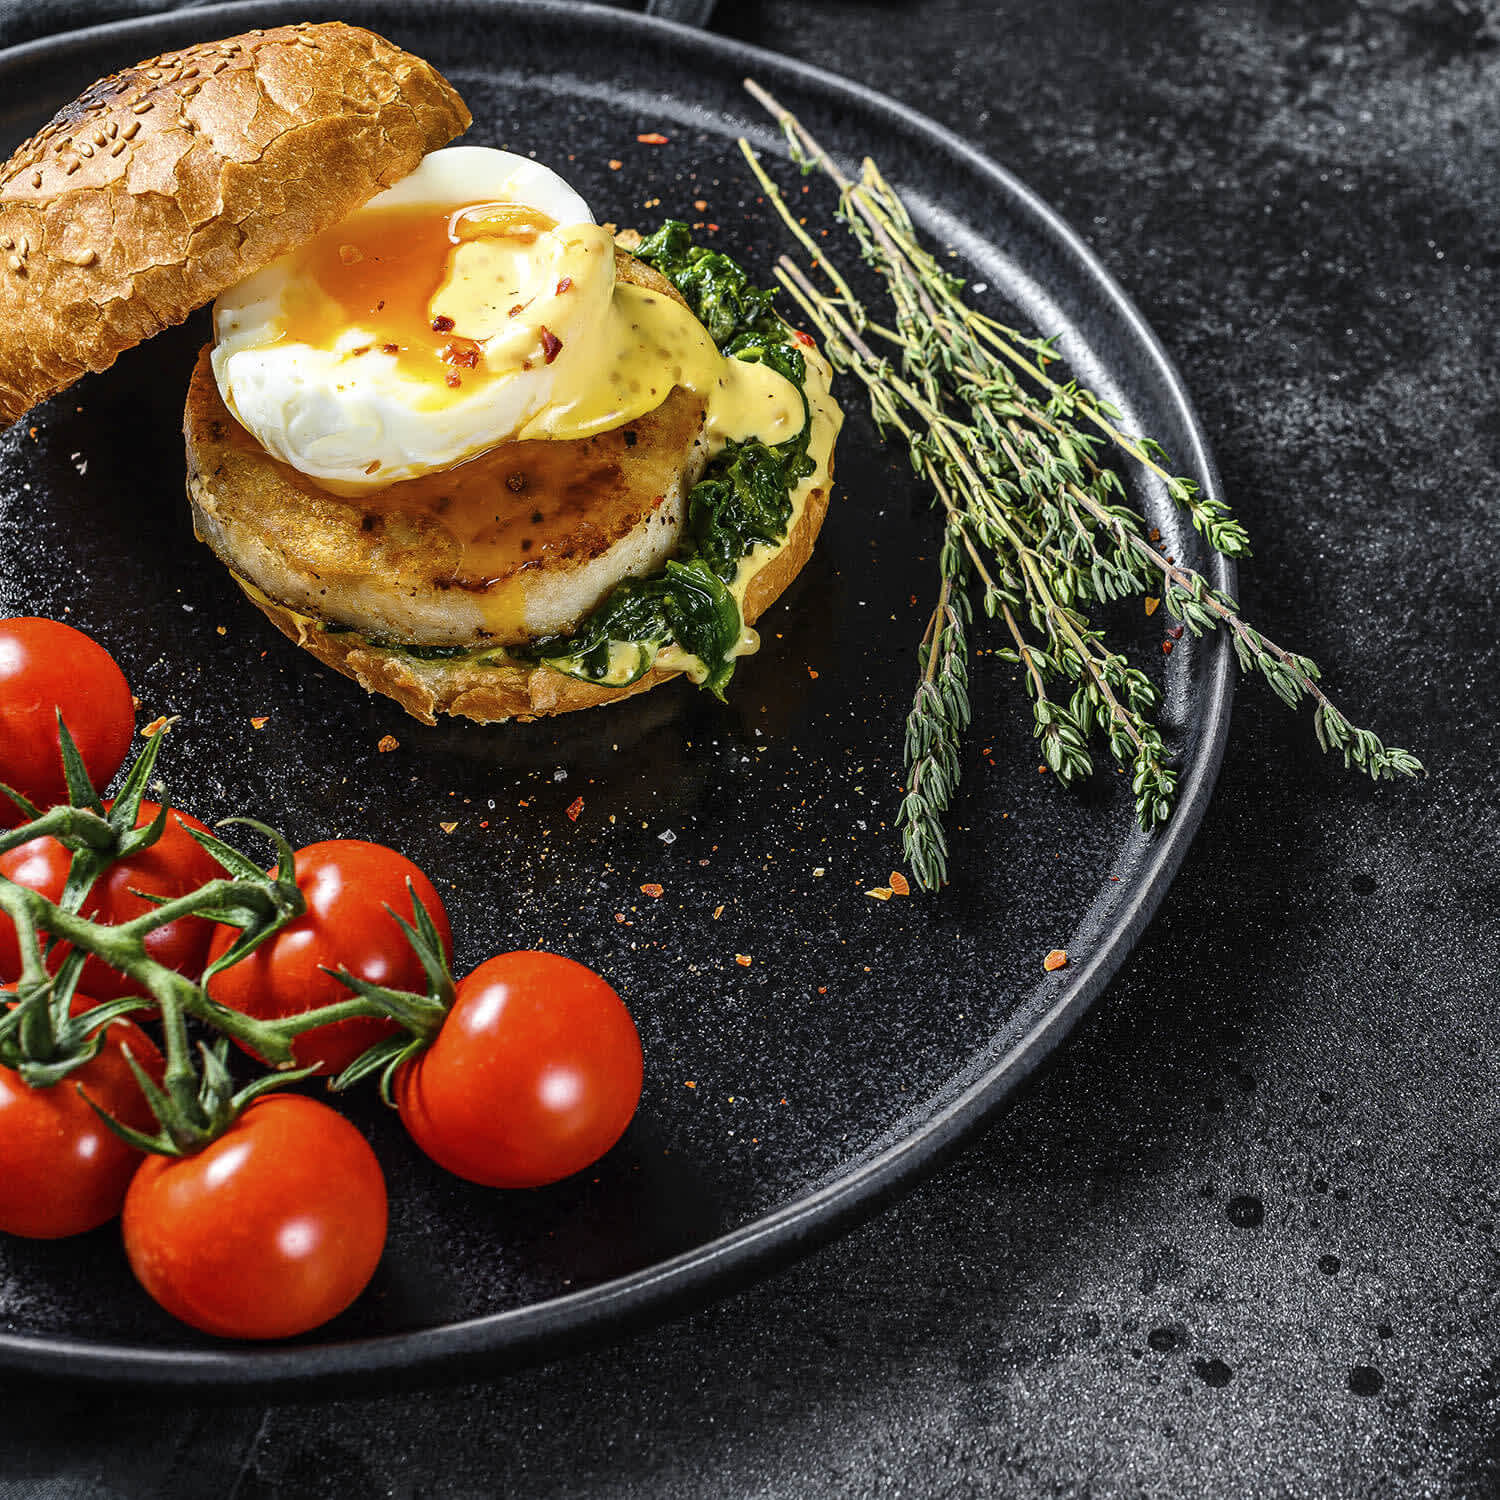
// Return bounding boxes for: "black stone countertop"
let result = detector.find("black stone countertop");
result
[3,1,1498,1494]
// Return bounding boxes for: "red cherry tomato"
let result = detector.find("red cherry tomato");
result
[395,951,642,1189]
[0,802,219,1000]
[122,1094,387,1339]
[204,840,454,1076]
[0,989,164,1239]
[0,618,134,827]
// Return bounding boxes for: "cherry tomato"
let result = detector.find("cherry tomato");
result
[0,988,164,1239]
[0,618,134,827]
[204,840,454,1076]
[122,1094,387,1339]
[0,802,219,1000]
[395,951,642,1189]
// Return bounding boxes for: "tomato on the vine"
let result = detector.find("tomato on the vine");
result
[0,989,164,1239]
[204,840,454,1076]
[0,801,220,1000]
[0,618,134,827]
[122,1094,387,1339]
[396,951,643,1189]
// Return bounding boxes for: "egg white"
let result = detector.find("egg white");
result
[210,147,609,494]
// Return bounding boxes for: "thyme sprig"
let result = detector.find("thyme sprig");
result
[738,82,1421,888]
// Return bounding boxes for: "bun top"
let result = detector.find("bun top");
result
[0,22,471,428]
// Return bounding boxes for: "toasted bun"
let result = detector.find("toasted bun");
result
[0,22,470,428]
[226,473,831,726]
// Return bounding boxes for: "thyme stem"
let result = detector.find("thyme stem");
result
[740,91,1422,886]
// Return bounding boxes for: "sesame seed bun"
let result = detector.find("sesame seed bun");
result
[0,22,470,428]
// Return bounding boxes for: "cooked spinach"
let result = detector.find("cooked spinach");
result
[528,222,816,698]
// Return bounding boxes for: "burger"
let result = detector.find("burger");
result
[0,22,841,724]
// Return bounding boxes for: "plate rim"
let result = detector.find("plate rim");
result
[0,0,1236,1394]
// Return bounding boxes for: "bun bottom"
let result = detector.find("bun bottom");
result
[228,473,830,725]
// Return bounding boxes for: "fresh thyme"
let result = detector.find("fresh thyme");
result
[739,80,1421,889]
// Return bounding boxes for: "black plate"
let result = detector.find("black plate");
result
[0,0,1234,1394]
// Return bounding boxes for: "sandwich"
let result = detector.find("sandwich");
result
[0,22,841,724]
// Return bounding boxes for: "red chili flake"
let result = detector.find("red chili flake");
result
[249,716,269,730]
[1043,949,1069,972]
[735,954,752,967]
[1166,623,1185,639]
[566,796,585,822]
[445,372,462,389]
[641,883,664,899]
[684,1080,697,1089]
[440,338,481,368]
[364,460,381,475]
[555,276,573,294]
[382,343,399,355]
[706,223,719,232]
[377,734,399,753]
[430,314,455,333]
[889,871,910,897]
[539,326,563,364]
[1162,639,1175,655]
[607,158,623,171]
[693,199,708,212]
[637,132,670,145]
[792,329,816,348]
[807,667,819,680]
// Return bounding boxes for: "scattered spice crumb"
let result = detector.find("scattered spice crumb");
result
[684,1080,696,1089]
[140,716,169,738]
[865,886,894,901]
[215,625,227,636]
[735,954,752,967]
[636,132,669,145]
[614,913,626,923]
[1043,948,1069,972]
[439,821,458,834]
[1144,596,1160,616]
[249,716,268,730]
[807,667,819,679]
[640,883,664,899]
[812,867,826,878]
[817,986,828,995]
[566,796,585,822]
[377,734,399,753]
[712,905,725,920]
[607,158,623,171]
[693,198,708,211]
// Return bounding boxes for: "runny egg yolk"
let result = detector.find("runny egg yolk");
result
[210,147,806,495]
[285,201,560,397]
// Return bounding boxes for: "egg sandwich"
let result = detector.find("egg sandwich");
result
[0,22,841,723]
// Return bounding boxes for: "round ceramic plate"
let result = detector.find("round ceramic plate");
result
[0,0,1233,1393]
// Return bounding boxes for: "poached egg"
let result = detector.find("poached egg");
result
[210,146,804,495]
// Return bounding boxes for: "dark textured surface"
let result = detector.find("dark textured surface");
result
[0,0,1495,1493]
